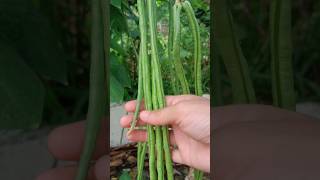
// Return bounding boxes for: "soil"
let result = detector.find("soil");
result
[110,143,210,179]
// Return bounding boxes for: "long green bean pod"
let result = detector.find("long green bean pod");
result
[182,0,202,96]
[168,0,178,95]
[146,0,174,179]
[137,141,141,171]
[182,1,203,179]
[152,61,164,180]
[270,0,295,110]
[135,45,145,179]
[173,2,190,94]
[137,142,147,180]
[75,0,106,179]
[147,125,157,179]
[129,49,144,132]
[138,0,157,178]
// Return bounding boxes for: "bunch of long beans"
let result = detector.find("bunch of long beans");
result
[130,0,204,179]
[130,0,174,179]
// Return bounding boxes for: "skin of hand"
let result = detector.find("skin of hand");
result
[120,95,210,172]
[36,120,107,180]
[213,104,320,180]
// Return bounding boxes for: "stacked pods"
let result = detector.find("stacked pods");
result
[132,0,203,179]
[132,0,174,179]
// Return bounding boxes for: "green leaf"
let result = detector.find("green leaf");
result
[111,39,127,56]
[214,0,256,103]
[111,0,122,10]
[110,53,131,88]
[270,0,295,110]
[110,74,124,103]
[110,5,128,33]
[119,170,131,180]
[19,11,68,83]
[0,41,44,129]
[0,0,68,84]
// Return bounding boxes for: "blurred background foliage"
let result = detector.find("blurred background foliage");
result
[214,0,320,105]
[0,0,319,128]
[0,0,209,128]
[110,0,210,102]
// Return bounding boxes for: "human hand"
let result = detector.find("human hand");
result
[120,95,210,172]
[213,105,320,180]
[36,120,107,180]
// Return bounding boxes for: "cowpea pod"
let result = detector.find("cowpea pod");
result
[270,0,295,110]
[172,2,190,94]
[135,46,145,179]
[168,0,178,95]
[182,0,202,96]
[76,0,107,179]
[129,47,144,132]
[151,59,164,180]
[137,0,157,178]
[182,1,203,179]
[146,0,174,179]
[137,142,147,180]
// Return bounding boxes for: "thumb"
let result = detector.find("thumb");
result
[139,106,180,126]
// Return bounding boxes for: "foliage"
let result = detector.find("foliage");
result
[214,0,320,105]
[0,0,67,128]
[1,0,319,129]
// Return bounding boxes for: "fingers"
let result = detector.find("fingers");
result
[139,106,180,126]
[169,131,176,145]
[127,130,147,142]
[165,95,203,106]
[124,100,145,112]
[171,150,183,165]
[123,95,202,127]
[120,114,147,128]
[36,166,95,180]
[36,155,106,180]
[124,95,201,112]
[48,120,107,161]
[94,155,108,180]
[127,129,176,145]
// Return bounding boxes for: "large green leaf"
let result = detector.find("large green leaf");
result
[110,74,124,103]
[110,5,128,33]
[0,41,44,129]
[111,39,127,56]
[0,0,67,84]
[111,0,122,10]
[110,53,131,88]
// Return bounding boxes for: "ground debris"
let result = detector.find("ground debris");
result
[110,143,210,179]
